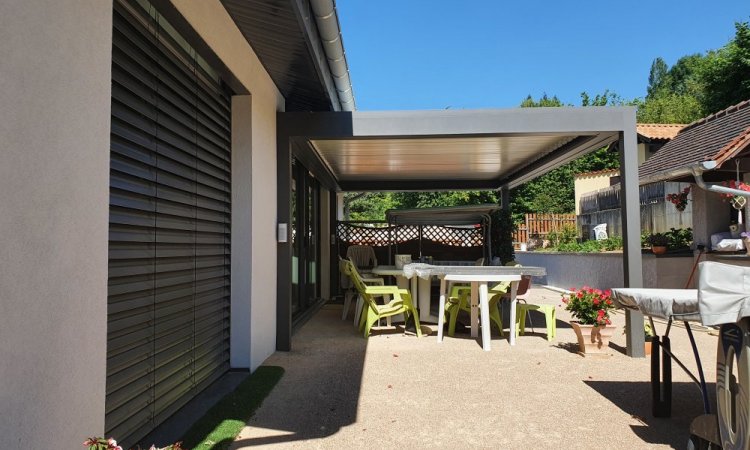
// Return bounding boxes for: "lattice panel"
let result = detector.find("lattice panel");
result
[336,222,483,247]
[423,225,483,247]
[336,223,405,246]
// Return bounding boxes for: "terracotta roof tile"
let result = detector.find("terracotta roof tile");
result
[636,123,685,140]
[639,100,750,181]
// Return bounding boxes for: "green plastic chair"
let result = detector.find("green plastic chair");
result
[444,282,509,337]
[344,259,422,338]
[516,302,556,341]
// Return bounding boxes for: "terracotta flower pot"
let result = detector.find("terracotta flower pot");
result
[645,341,652,356]
[652,245,667,255]
[570,321,617,356]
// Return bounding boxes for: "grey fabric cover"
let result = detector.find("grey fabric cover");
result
[611,288,700,322]
[698,261,750,326]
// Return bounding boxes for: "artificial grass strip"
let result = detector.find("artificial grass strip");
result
[180,366,285,450]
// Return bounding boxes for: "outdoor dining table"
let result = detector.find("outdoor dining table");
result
[375,263,546,350]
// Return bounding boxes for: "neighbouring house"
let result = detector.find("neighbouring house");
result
[574,169,620,215]
[635,123,685,164]
[639,100,750,249]
[2,1,647,449]
[574,123,684,237]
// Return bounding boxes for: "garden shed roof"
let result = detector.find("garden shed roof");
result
[639,100,750,183]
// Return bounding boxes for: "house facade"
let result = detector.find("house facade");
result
[1,1,646,449]
[1,0,350,448]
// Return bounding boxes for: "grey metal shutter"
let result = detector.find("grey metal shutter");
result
[107,0,231,445]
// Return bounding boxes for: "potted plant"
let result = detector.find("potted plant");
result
[643,322,655,355]
[648,233,669,255]
[623,322,655,355]
[562,286,617,356]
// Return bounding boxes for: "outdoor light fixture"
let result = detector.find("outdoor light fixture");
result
[277,223,288,243]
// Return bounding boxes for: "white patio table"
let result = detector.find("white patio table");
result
[439,274,520,351]
[397,263,546,350]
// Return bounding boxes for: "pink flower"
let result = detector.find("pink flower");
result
[593,299,600,306]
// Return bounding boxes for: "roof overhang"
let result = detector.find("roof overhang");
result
[279,106,636,192]
[221,0,353,111]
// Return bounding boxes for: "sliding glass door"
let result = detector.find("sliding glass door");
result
[291,159,320,319]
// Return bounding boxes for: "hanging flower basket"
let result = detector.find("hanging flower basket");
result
[665,186,690,212]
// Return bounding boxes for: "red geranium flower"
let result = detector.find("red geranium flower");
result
[562,286,616,326]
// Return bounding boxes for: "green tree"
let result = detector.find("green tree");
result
[647,57,669,97]
[509,92,622,221]
[344,192,395,220]
[635,93,704,123]
[638,21,750,122]
[519,93,565,107]
[391,191,498,210]
[702,21,750,114]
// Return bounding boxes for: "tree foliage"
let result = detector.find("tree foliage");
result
[701,22,750,114]
[638,21,750,123]
[508,92,622,221]
[344,192,395,221]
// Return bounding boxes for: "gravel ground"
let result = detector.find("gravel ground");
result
[231,287,718,449]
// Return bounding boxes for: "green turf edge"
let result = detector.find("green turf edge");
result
[179,366,285,450]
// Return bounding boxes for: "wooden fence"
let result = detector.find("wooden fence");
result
[512,213,576,246]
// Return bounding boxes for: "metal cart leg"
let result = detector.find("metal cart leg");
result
[652,335,672,417]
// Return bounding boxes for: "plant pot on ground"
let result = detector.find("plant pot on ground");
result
[625,322,655,355]
[562,287,617,356]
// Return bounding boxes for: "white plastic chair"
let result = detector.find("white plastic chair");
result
[594,224,608,240]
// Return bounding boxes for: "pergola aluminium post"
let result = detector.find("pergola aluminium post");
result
[619,126,645,357]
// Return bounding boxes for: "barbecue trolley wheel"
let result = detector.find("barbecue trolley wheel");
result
[716,319,750,450]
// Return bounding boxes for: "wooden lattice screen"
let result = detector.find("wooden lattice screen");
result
[336,222,483,247]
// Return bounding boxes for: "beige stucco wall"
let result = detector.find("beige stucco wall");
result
[171,0,285,371]
[0,1,113,448]
[574,172,618,214]
[638,142,648,165]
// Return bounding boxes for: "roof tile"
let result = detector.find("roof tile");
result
[636,123,685,140]
[639,100,750,181]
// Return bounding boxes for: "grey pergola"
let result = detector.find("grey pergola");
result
[276,106,644,355]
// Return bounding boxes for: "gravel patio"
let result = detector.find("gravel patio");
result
[230,287,718,449]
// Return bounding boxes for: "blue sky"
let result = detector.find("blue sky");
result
[336,1,749,111]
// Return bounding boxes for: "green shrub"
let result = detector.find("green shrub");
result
[545,235,622,253]
[547,223,578,247]
[665,227,692,250]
